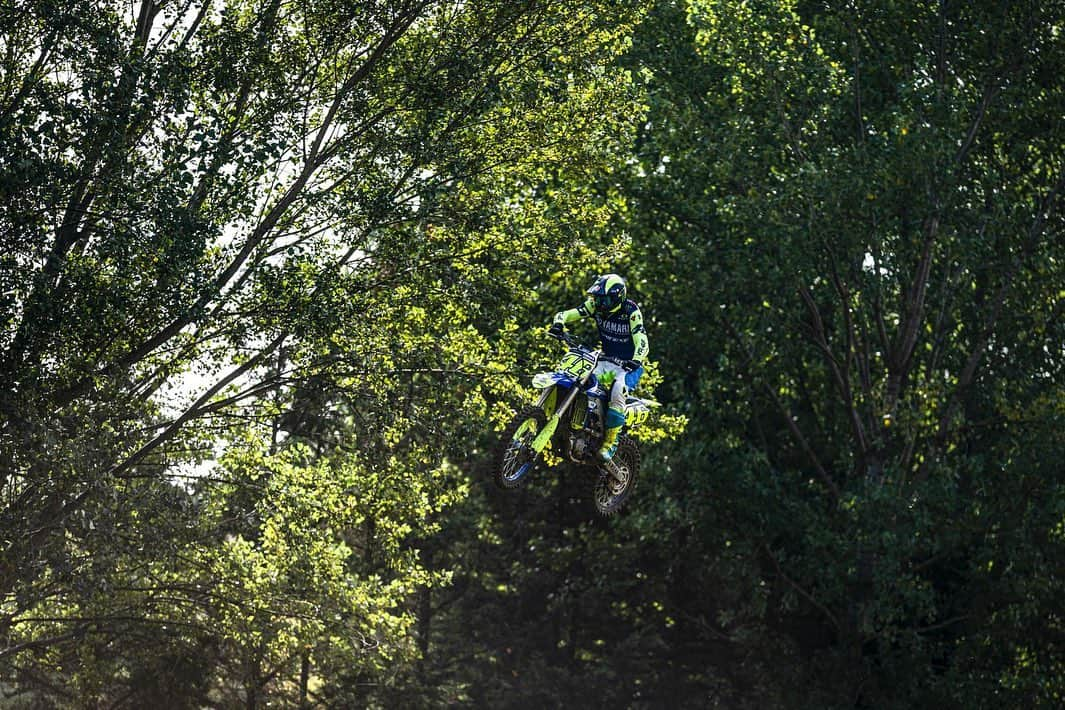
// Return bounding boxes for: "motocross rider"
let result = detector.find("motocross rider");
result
[548,274,648,462]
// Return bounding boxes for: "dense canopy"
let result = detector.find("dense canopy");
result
[1,0,1062,707]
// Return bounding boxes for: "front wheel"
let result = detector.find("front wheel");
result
[493,406,548,489]
[592,435,640,516]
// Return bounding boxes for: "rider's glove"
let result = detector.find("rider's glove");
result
[548,322,565,337]
[622,359,642,372]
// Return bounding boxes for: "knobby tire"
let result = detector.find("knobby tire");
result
[493,406,547,490]
[592,435,640,516]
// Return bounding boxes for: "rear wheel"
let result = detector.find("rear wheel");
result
[494,406,547,489]
[592,435,640,516]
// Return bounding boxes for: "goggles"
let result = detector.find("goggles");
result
[594,294,618,310]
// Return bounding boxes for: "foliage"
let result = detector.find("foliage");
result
[0,0,648,705]
[605,0,1065,706]
[1,0,1063,707]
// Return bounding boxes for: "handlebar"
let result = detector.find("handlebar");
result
[547,329,630,368]
[548,329,581,348]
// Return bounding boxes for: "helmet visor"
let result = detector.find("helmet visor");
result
[594,294,618,311]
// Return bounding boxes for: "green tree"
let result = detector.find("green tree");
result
[0,0,649,704]
[609,0,1065,706]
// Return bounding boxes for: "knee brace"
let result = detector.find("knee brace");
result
[609,378,627,413]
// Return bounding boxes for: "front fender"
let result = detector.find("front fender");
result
[532,372,577,389]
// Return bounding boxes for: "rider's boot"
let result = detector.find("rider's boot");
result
[598,407,626,461]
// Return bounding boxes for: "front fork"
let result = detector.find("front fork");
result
[531,385,583,453]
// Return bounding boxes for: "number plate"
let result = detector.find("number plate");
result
[558,351,594,379]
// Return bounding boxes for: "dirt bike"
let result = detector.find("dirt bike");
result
[493,330,658,516]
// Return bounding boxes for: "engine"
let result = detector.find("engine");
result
[568,433,596,463]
